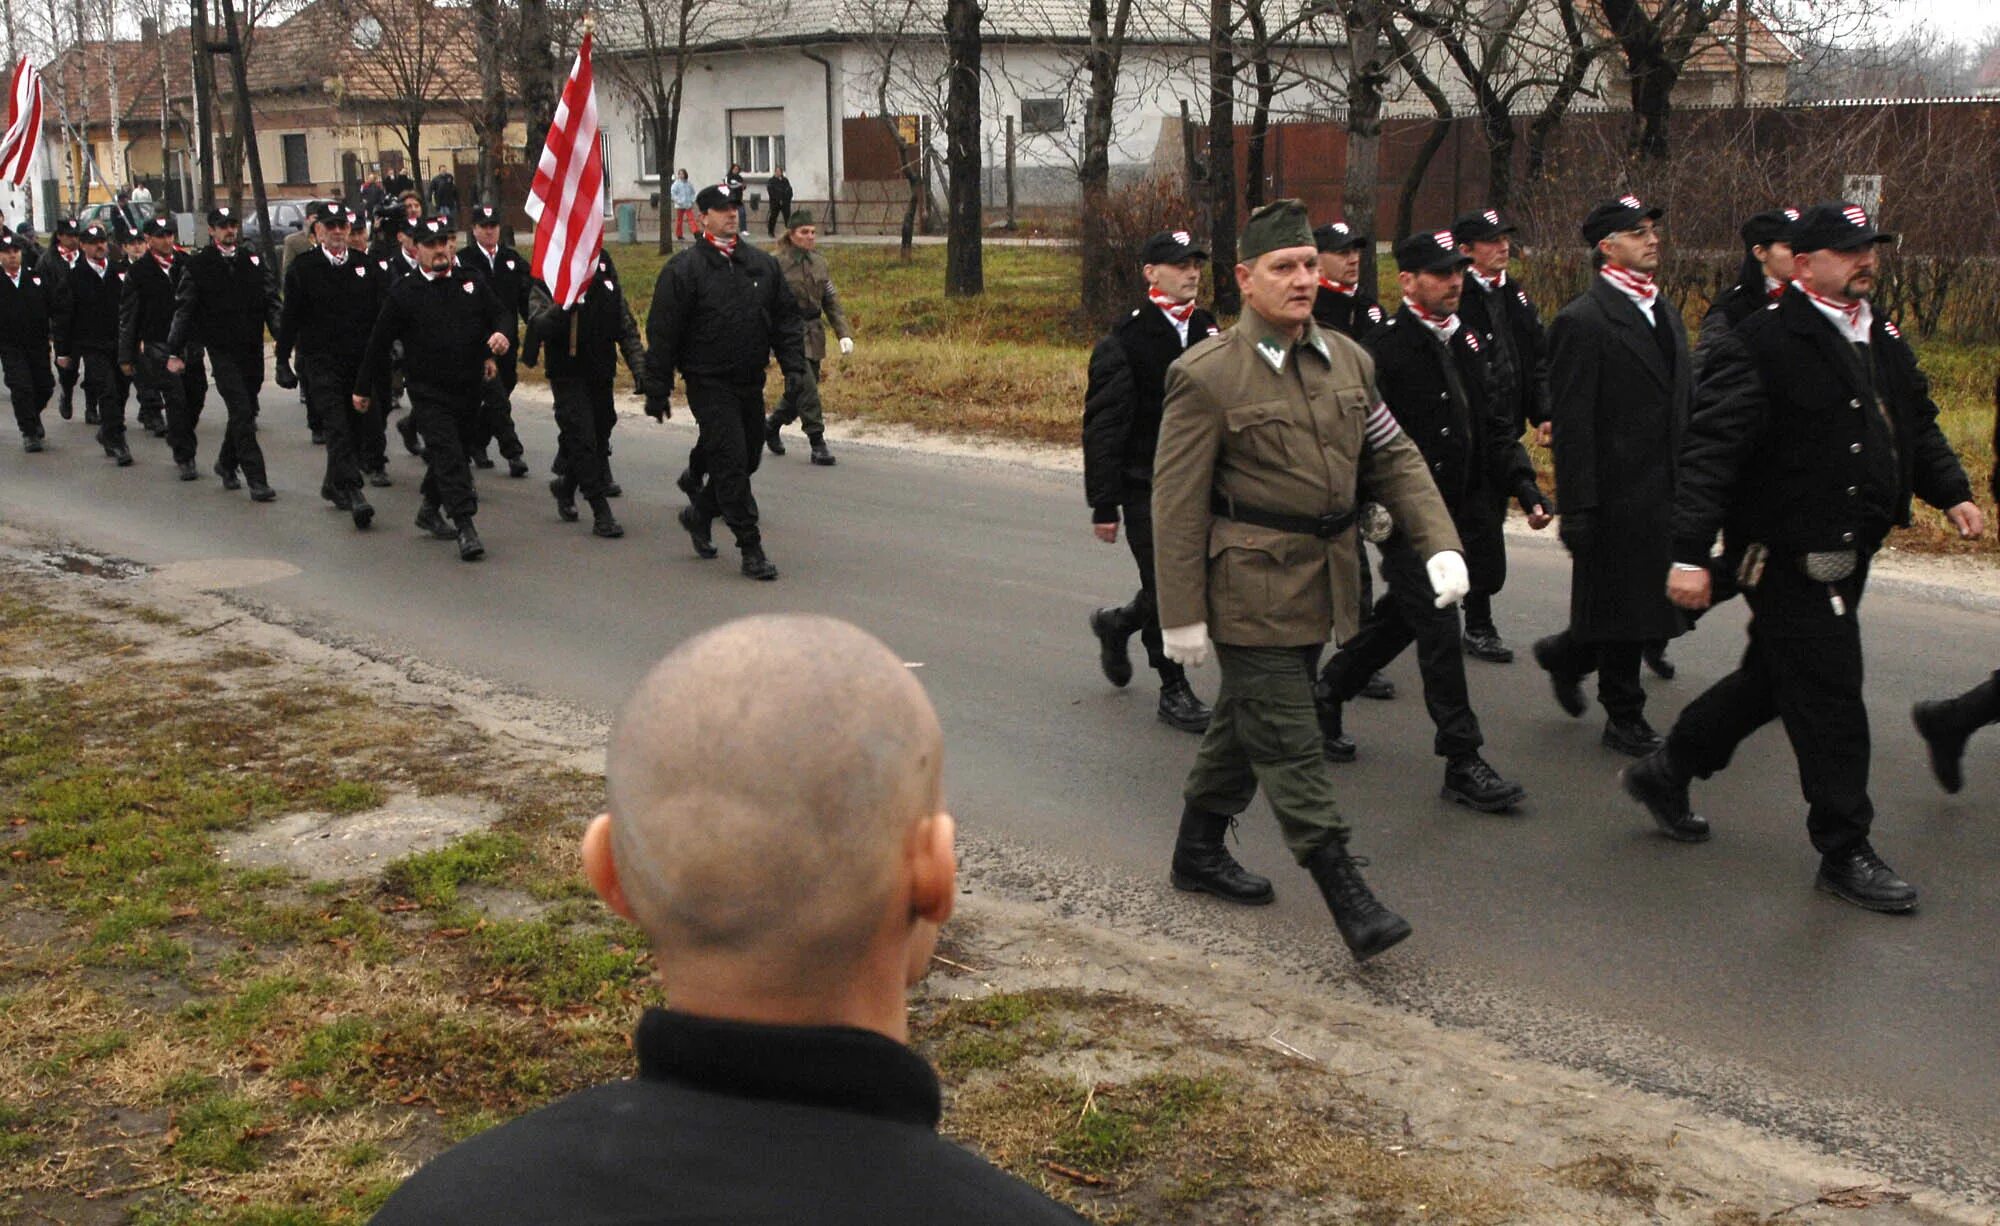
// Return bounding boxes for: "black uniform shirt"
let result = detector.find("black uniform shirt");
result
[368,1009,1087,1225]
[0,267,51,351]
[463,242,531,337]
[277,246,386,363]
[52,256,126,354]
[1082,299,1221,520]
[117,253,185,365]
[1365,305,1533,514]
[168,244,280,357]
[356,266,503,393]
[1311,281,1385,341]
[644,237,807,395]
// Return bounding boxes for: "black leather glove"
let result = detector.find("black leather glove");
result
[273,359,298,390]
[645,391,671,421]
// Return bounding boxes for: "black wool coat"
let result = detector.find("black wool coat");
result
[1312,284,1385,342]
[1457,271,1552,434]
[1548,276,1693,643]
[1081,300,1220,519]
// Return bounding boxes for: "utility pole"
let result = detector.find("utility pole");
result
[189,0,214,208]
[213,0,273,258]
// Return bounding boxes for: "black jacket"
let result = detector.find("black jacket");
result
[168,244,280,357]
[52,257,126,355]
[0,268,51,353]
[525,252,646,384]
[1674,290,1971,568]
[1692,277,1777,378]
[1548,275,1693,642]
[1082,301,1220,520]
[368,1010,1085,1226]
[277,247,387,364]
[357,266,505,393]
[461,242,531,338]
[644,239,807,394]
[1312,284,1385,342]
[35,245,78,287]
[1457,270,1551,434]
[117,253,189,365]
[768,174,794,211]
[1365,307,1536,517]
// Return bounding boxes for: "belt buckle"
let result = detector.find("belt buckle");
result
[1314,512,1344,538]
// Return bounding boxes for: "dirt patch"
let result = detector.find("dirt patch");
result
[218,794,507,883]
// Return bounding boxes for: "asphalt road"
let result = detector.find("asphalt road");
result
[5,394,1997,1196]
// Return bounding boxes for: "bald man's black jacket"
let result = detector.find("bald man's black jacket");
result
[643,238,808,396]
[355,267,504,394]
[368,1009,1087,1226]
[1082,300,1219,520]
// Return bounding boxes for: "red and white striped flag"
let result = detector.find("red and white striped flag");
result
[525,33,603,308]
[0,56,44,187]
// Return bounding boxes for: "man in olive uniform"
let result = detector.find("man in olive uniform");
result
[166,206,283,501]
[119,216,207,479]
[1151,199,1465,963]
[1533,196,1689,757]
[1316,231,1551,812]
[51,223,131,466]
[763,209,848,466]
[1310,221,1384,341]
[0,232,54,452]
[462,204,533,478]
[1082,229,1221,735]
[1626,203,1983,913]
[1452,207,1552,664]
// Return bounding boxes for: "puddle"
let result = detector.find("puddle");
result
[34,548,146,580]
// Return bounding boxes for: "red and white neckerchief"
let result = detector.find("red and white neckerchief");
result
[703,232,738,259]
[325,247,348,268]
[1469,268,1507,293]
[153,253,175,273]
[1148,285,1195,327]
[1763,275,1784,302]
[87,258,107,276]
[61,250,78,266]
[1793,280,1872,344]
[1404,298,1461,342]
[1317,275,1355,297]
[217,245,238,260]
[1599,263,1658,322]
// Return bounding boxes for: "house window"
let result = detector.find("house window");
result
[600,130,613,215]
[728,108,786,176]
[281,134,310,186]
[1021,97,1065,135]
[638,121,660,181]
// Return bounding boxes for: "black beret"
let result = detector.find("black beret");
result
[467,204,501,226]
[53,218,78,237]
[1140,229,1207,264]
[207,206,239,226]
[410,217,452,245]
[0,232,20,252]
[1451,207,1515,244]
[142,216,175,238]
[79,223,110,242]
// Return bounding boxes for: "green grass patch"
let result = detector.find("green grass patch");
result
[319,780,386,815]
[469,916,650,1007]
[168,1090,268,1173]
[382,831,525,908]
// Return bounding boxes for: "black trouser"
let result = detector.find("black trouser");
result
[1109,494,1185,687]
[1319,539,1483,758]
[303,351,370,495]
[409,380,482,519]
[1460,491,1509,634]
[472,351,524,460]
[149,347,208,464]
[356,370,390,475]
[300,359,320,433]
[209,349,268,485]
[687,377,768,549]
[75,349,124,445]
[58,353,77,405]
[767,203,790,237]
[1,345,53,438]
[1667,559,1874,856]
[550,375,615,499]
[1538,631,1645,722]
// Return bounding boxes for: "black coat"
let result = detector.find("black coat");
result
[168,244,280,358]
[461,242,531,338]
[368,1009,1086,1226]
[276,247,387,364]
[1692,278,1774,378]
[768,174,794,211]
[644,239,807,393]
[0,268,51,353]
[357,267,505,393]
[1457,271,1551,434]
[51,257,126,355]
[1673,290,1971,572]
[1312,284,1385,342]
[118,253,188,365]
[1549,276,1693,642]
[1081,301,1220,519]
[1364,307,1536,518]
[525,252,646,384]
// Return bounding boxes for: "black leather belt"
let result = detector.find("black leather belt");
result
[1211,492,1356,539]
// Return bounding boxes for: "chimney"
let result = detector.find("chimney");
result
[141,16,158,42]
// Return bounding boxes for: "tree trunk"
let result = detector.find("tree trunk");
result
[1343,1,1384,302]
[189,0,215,207]
[652,105,675,253]
[470,0,506,207]
[1484,112,1516,207]
[1629,57,1676,159]
[1078,0,1132,323]
[1242,0,1273,213]
[1206,0,1238,315]
[516,0,559,169]
[1394,118,1450,242]
[943,0,983,297]
[215,0,272,260]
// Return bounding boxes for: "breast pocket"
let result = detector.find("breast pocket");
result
[1224,400,1297,469]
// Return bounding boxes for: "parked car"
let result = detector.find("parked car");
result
[75,200,157,236]
[237,198,333,243]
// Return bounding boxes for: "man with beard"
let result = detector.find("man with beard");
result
[276,204,387,529]
[1082,229,1221,735]
[1626,202,1982,913]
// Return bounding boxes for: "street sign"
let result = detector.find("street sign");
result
[1842,174,1883,214]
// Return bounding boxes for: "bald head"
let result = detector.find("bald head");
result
[604,616,944,990]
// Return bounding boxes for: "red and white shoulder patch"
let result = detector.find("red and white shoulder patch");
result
[462,281,476,294]
[1463,330,1481,352]
[1882,318,1902,339]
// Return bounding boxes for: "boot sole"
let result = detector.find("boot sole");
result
[352,506,374,530]
[1323,741,1357,763]
[1911,704,1966,794]
[1601,733,1664,758]
[1347,917,1413,962]
[1170,872,1275,906]
[1462,641,1515,664]
[1814,874,1917,913]
[1441,784,1525,813]
[810,455,836,466]
[1618,765,1711,842]
[1157,710,1210,734]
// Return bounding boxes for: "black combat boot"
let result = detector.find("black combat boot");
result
[603,466,621,498]
[1642,642,1676,679]
[1359,671,1396,700]
[455,517,485,562]
[23,435,44,453]
[247,479,276,502]
[471,447,495,470]
[1462,625,1514,664]
[58,389,73,420]
[677,505,718,558]
[321,482,352,510]
[1619,748,1710,842]
[1088,605,1136,688]
[1531,634,1587,717]
[764,415,787,456]
[1441,753,1526,812]
[807,432,836,466]
[396,413,423,456]
[214,461,241,490]
[365,467,392,488]
[349,490,374,530]
[1602,715,1665,757]
[1169,805,1274,905]
[1315,686,1356,762]
[1305,842,1412,962]
[415,502,457,540]
[1815,842,1917,913]
[176,459,198,481]
[675,467,701,502]
[1157,679,1211,733]
[587,495,624,538]
[548,475,578,522]
[1912,676,2000,794]
[507,455,530,478]
[84,402,99,425]
[740,545,779,581]
[310,428,327,445]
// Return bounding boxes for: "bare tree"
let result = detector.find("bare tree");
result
[1206,0,1239,314]
[338,0,456,185]
[1342,0,1387,301]
[599,0,715,253]
[1078,0,1137,319]
[942,0,982,295]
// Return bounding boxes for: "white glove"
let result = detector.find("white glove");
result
[1161,623,1212,669]
[838,336,855,356]
[1426,550,1470,609]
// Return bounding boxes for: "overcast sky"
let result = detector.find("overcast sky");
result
[1874,0,2000,42]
